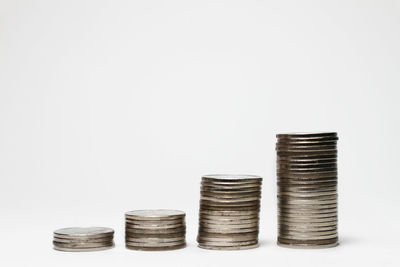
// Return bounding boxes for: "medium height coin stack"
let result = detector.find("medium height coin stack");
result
[197,174,262,250]
[276,132,338,248]
[125,210,186,250]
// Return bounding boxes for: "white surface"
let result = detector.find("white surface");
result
[1,0,399,266]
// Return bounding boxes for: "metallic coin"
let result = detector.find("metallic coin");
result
[200,196,260,203]
[125,210,185,220]
[202,174,262,182]
[201,188,261,194]
[278,211,337,217]
[197,240,258,247]
[278,236,338,244]
[201,192,261,199]
[277,141,337,147]
[200,218,259,225]
[201,183,262,190]
[278,220,337,227]
[199,224,259,231]
[201,199,260,206]
[277,132,337,138]
[54,245,114,252]
[278,191,337,197]
[125,223,185,229]
[198,243,259,250]
[125,239,185,244]
[199,231,258,238]
[125,232,185,239]
[53,241,114,248]
[278,215,337,222]
[201,180,262,185]
[199,226,258,234]
[199,210,259,216]
[126,241,185,247]
[279,233,338,240]
[53,237,112,243]
[54,227,114,239]
[197,233,258,242]
[126,243,186,251]
[125,218,184,225]
[125,227,186,234]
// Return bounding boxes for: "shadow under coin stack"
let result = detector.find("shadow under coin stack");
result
[276,132,338,248]
[125,210,186,250]
[197,174,262,250]
[53,227,114,252]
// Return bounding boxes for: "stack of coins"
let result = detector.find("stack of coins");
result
[276,132,338,248]
[125,210,186,250]
[197,174,262,250]
[53,227,114,252]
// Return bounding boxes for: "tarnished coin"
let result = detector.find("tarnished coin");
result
[125,239,185,244]
[126,243,186,251]
[125,227,185,235]
[198,243,259,250]
[197,240,258,247]
[202,174,262,182]
[125,210,185,220]
[125,241,185,247]
[53,237,112,243]
[54,246,114,252]
[125,232,185,239]
[53,241,114,248]
[54,227,114,239]
[125,223,185,230]
[125,218,184,225]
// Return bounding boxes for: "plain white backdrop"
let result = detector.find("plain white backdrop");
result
[1,0,399,266]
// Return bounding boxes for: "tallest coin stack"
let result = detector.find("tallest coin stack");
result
[276,132,338,248]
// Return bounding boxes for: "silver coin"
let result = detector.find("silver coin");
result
[125,239,185,243]
[201,184,262,190]
[125,218,184,225]
[200,209,259,219]
[125,223,185,229]
[202,174,262,182]
[200,218,259,225]
[53,241,114,248]
[125,210,185,220]
[197,233,258,242]
[125,232,185,239]
[53,237,113,243]
[54,227,114,238]
[198,243,259,250]
[199,227,258,234]
[199,221,259,230]
[54,245,114,252]
[200,196,260,203]
[126,243,186,251]
[125,228,185,235]
[198,240,258,247]
[126,241,185,247]
[279,233,338,240]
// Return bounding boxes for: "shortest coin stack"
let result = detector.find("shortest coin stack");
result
[125,209,186,251]
[53,227,114,252]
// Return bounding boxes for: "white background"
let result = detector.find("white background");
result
[1,0,400,266]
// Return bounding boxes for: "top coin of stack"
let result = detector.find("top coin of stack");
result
[53,227,114,252]
[197,174,262,250]
[125,209,186,251]
[276,132,338,248]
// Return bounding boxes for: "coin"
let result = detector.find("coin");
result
[54,227,114,238]
[125,210,185,220]
[53,246,114,252]
[53,241,114,248]
[126,244,186,251]
[198,243,259,250]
